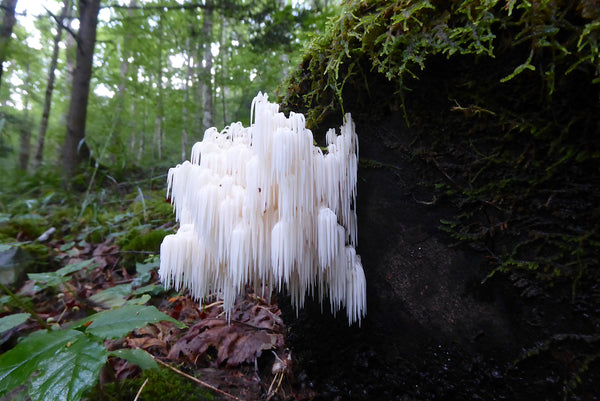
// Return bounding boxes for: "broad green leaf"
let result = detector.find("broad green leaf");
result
[59,241,75,252]
[132,260,159,286]
[55,259,96,276]
[127,294,151,305]
[0,313,30,334]
[29,335,107,401]
[28,259,96,288]
[132,284,164,296]
[0,295,11,306]
[83,304,185,339]
[0,243,16,252]
[136,259,160,275]
[27,272,69,288]
[109,348,158,370]
[0,329,82,396]
[88,284,132,308]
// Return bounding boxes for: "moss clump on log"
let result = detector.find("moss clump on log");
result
[281,0,600,297]
[282,0,600,125]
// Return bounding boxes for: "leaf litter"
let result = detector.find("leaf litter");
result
[2,232,295,401]
[168,296,285,367]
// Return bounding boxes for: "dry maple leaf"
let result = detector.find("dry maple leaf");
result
[168,298,284,367]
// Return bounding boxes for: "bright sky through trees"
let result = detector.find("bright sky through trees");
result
[1,0,337,173]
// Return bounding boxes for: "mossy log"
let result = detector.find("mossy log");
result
[279,1,600,399]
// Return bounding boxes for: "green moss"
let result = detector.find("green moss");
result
[84,227,108,244]
[121,230,168,253]
[280,0,600,128]
[118,229,170,269]
[19,243,56,274]
[89,367,214,401]
[0,215,49,240]
[281,0,600,296]
[126,193,174,226]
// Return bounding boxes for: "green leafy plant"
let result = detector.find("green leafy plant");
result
[27,259,97,289]
[0,304,185,401]
[0,312,30,334]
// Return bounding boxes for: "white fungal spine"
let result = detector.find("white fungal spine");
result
[159,93,366,325]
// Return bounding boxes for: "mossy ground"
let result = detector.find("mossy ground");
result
[88,367,215,401]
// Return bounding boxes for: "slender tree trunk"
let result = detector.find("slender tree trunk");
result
[60,15,76,126]
[201,0,214,130]
[137,101,146,162]
[220,15,227,127]
[154,14,163,160]
[33,0,71,170]
[114,0,134,152]
[62,0,101,177]
[18,63,31,170]
[0,0,17,91]
[129,80,137,154]
[194,25,204,138]
[181,36,192,162]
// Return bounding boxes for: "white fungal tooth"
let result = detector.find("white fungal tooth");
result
[159,92,366,325]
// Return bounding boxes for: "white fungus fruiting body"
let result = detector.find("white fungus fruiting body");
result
[159,93,366,325]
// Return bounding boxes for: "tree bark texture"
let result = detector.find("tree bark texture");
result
[62,0,101,177]
[219,14,227,127]
[201,0,214,130]
[17,63,31,170]
[154,14,163,160]
[33,0,71,170]
[0,0,18,90]
[181,35,192,162]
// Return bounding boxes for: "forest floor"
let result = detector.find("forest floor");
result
[0,172,303,401]
[2,160,599,401]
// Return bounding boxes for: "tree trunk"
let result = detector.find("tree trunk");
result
[137,101,146,162]
[60,14,77,129]
[32,0,72,170]
[194,23,204,137]
[18,62,31,170]
[219,15,227,127]
[201,0,214,130]
[62,0,101,177]
[181,35,192,162]
[129,76,138,155]
[153,14,163,160]
[0,0,17,91]
[115,0,134,149]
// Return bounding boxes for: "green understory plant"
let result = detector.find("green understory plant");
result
[1,224,183,401]
[0,302,185,401]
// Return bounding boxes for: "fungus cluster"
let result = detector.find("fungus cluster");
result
[159,93,366,325]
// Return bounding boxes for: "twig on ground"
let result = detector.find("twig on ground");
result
[133,378,149,401]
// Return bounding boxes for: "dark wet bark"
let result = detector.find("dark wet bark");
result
[33,0,72,170]
[62,0,101,177]
[0,0,17,90]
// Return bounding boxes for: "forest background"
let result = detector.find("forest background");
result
[0,0,335,180]
[0,2,337,400]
